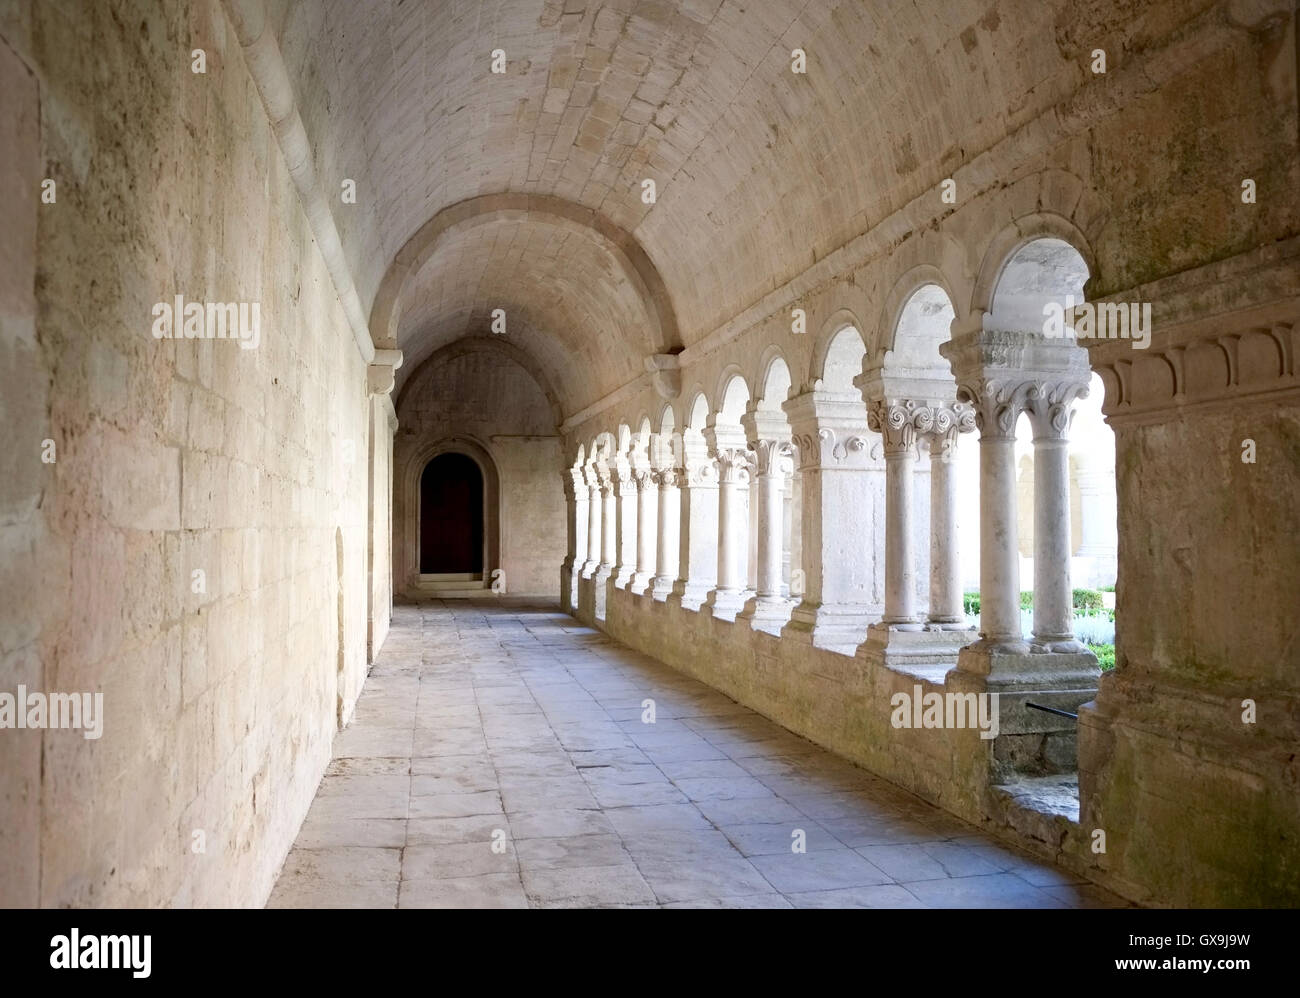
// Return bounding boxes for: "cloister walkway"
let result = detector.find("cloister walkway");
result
[268,599,1126,908]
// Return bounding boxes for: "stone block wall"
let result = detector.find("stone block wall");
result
[0,0,384,907]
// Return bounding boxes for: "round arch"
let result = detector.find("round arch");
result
[808,307,868,390]
[970,212,1097,318]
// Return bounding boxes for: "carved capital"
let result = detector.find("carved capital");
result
[715,447,755,485]
[652,467,682,489]
[752,438,793,477]
[1024,379,1090,440]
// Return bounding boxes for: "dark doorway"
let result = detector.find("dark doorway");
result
[419,453,484,574]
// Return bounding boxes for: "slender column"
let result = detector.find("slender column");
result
[1028,384,1088,651]
[754,444,787,598]
[632,469,658,594]
[872,402,921,629]
[972,390,1025,650]
[612,458,637,588]
[926,415,972,626]
[651,468,680,601]
[600,475,616,574]
[581,464,602,578]
[669,433,718,610]
[561,467,588,613]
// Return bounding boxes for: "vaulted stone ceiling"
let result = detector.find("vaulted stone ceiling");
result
[264,0,1181,413]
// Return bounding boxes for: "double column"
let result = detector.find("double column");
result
[649,465,680,602]
[580,460,603,579]
[781,388,881,653]
[669,431,719,611]
[631,467,658,594]
[611,455,638,589]
[561,466,589,613]
[940,318,1098,684]
[703,435,755,621]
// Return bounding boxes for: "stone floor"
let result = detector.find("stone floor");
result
[268,598,1128,909]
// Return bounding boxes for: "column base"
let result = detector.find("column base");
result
[948,645,1100,782]
[953,643,1100,691]
[649,575,676,602]
[669,580,716,613]
[579,560,599,580]
[613,566,636,589]
[860,622,976,672]
[630,571,655,596]
[781,601,878,655]
[704,588,751,622]
[738,595,795,635]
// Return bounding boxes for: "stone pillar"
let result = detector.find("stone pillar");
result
[611,457,637,589]
[600,473,616,575]
[704,444,754,620]
[669,433,718,611]
[926,412,974,627]
[967,383,1029,655]
[650,467,680,602]
[781,389,880,653]
[594,468,616,618]
[873,402,922,629]
[581,463,602,579]
[739,408,794,632]
[1027,384,1089,653]
[632,468,658,594]
[560,467,588,613]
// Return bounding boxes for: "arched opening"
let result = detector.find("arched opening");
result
[419,453,485,576]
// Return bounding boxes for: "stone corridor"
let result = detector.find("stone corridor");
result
[269,600,1125,909]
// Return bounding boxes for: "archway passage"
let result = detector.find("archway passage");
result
[419,453,484,575]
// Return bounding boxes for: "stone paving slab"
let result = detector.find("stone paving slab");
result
[266,600,1128,909]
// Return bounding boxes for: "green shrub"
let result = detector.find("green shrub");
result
[1019,591,1034,610]
[1099,584,1116,593]
[1088,643,1116,670]
[962,591,980,616]
[1073,588,1104,610]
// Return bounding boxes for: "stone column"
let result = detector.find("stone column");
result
[632,468,658,594]
[600,472,616,576]
[926,409,975,627]
[967,384,1028,654]
[1027,383,1089,653]
[704,445,754,620]
[650,467,680,602]
[781,389,880,653]
[739,408,795,632]
[581,463,602,579]
[669,433,718,611]
[611,457,637,589]
[560,467,588,613]
[872,402,922,629]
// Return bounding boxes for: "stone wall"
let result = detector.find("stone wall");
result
[0,0,385,907]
